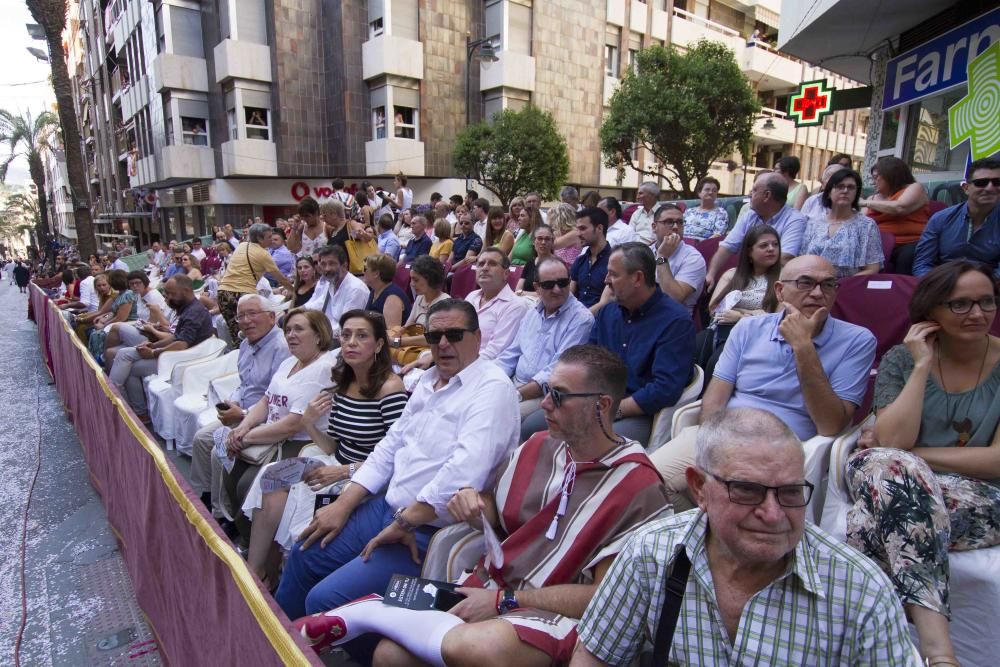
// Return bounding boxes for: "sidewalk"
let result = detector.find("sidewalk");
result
[0,281,160,666]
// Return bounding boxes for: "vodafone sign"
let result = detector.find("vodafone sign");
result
[290,181,362,202]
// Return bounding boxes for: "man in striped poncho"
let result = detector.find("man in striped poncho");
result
[296,344,672,665]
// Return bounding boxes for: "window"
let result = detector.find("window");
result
[373,105,386,139]
[181,117,208,146]
[904,86,970,175]
[394,105,416,139]
[227,109,237,140]
[154,4,165,53]
[368,0,385,38]
[369,17,384,37]
[605,45,619,78]
[628,49,638,73]
[245,107,269,140]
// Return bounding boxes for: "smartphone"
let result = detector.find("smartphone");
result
[433,589,466,612]
[215,402,229,411]
[313,493,339,516]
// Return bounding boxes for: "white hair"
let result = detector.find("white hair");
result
[237,293,283,313]
[639,181,660,196]
[695,408,800,473]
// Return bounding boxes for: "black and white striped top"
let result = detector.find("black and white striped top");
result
[327,391,408,464]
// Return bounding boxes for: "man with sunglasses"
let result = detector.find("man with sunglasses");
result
[913,158,1000,278]
[495,256,594,418]
[275,298,520,622]
[295,346,671,665]
[650,255,875,510]
[573,408,913,666]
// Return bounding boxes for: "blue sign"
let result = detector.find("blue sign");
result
[883,7,999,111]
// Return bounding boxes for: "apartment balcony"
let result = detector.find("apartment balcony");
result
[214,39,272,84]
[753,108,796,146]
[129,155,156,188]
[606,0,625,27]
[152,53,209,93]
[670,8,742,52]
[361,34,423,82]
[479,51,535,93]
[121,75,148,121]
[742,42,802,92]
[221,139,277,177]
[160,144,215,183]
[629,0,647,33]
[365,137,425,177]
[651,7,669,41]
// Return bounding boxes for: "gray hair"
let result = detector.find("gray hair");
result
[758,172,789,204]
[248,223,272,243]
[613,242,657,287]
[695,408,800,473]
[237,293,283,313]
[560,185,579,200]
[639,181,660,197]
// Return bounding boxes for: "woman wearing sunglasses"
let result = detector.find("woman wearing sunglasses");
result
[848,260,1000,666]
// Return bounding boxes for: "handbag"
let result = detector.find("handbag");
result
[390,323,428,365]
[639,550,691,667]
[237,440,285,466]
[345,226,379,275]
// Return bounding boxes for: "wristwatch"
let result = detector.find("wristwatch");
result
[497,587,519,615]
[392,507,417,532]
[392,336,401,348]
[655,256,669,265]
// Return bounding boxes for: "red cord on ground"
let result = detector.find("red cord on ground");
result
[13,352,45,666]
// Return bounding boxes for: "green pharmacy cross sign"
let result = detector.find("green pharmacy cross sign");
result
[949,41,1000,161]
[787,79,873,128]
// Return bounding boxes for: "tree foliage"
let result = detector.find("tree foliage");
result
[453,105,569,209]
[600,40,759,197]
[0,109,58,245]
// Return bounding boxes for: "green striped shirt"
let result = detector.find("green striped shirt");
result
[577,510,918,666]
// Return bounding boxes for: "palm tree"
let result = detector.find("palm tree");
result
[2,191,42,249]
[0,109,57,247]
[25,0,97,259]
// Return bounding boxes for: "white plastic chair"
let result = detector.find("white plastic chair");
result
[145,337,226,443]
[171,353,239,455]
[648,365,704,453]
[820,430,1000,665]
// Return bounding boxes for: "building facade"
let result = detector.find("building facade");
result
[65,0,868,248]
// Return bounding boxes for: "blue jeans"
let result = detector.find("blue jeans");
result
[275,496,437,619]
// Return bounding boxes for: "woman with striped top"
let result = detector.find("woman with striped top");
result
[243,310,407,587]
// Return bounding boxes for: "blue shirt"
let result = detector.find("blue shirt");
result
[494,294,595,386]
[589,289,696,414]
[913,202,1000,278]
[571,243,612,308]
[269,244,296,278]
[403,234,432,261]
[378,230,402,261]
[164,263,185,279]
[452,232,483,263]
[714,312,875,440]
[722,205,807,256]
[231,324,291,409]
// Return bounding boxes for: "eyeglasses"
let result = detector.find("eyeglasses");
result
[944,296,998,314]
[969,177,1000,188]
[424,328,474,345]
[534,236,554,243]
[537,278,571,290]
[780,277,840,293]
[656,218,683,227]
[541,383,603,408]
[236,310,266,321]
[833,183,858,192]
[707,472,814,508]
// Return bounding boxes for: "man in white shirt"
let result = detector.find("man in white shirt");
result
[302,245,369,340]
[471,198,490,241]
[599,196,639,248]
[275,298,520,620]
[651,204,706,309]
[147,241,166,270]
[60,265,100,314]
[189,238,207,262]
[629,181,663,245]
[524,191,548,223]
[108,252,129,273]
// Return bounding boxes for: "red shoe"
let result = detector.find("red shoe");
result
[294,593,382,654]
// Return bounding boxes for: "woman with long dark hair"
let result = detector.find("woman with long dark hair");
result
[241,310,407,587]
[801,168,883,277]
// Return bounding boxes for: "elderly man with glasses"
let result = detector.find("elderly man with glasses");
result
[572,407,914,667]
[494,256,594,418]
[275,298,520,624]
[650,255,875,510]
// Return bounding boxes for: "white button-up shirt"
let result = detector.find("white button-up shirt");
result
[606,219,639,248]
[628,204,661,245]
[79,276,99,312]
[302,271,370,336]
[351,357,520,525]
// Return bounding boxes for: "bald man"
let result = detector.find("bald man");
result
[650,255,875,509]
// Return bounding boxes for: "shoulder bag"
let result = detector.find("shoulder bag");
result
[639,550,691,667]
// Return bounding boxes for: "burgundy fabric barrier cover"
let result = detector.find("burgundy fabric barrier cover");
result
[32,287,321,667]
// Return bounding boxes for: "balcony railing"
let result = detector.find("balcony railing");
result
[671,7,740,39]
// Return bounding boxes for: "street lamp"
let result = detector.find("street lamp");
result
[465,35,499,128]
[26,47,49,63]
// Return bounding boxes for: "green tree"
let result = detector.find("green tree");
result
[0,109,58,247]
[600,41,759,198]
[453,105,569,209]
[26,0,98,258]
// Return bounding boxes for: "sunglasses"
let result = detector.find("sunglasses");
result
[970,177,1000,188]
[537,278,571,290]
[424,328,474,345]
[541,383,603,408]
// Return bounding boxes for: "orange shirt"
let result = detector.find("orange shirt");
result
[868,188,930,244]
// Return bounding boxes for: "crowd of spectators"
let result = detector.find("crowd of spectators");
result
[18,157,1000,666]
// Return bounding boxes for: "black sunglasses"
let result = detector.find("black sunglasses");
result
[424,328,474,345]
[970,177,1000,188]
[536,278,571,290]
[541,383,603,408]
